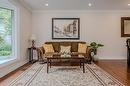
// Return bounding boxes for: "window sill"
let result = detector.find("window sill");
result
[0,58,17,68]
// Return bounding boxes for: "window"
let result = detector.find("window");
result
[0,7,14,60]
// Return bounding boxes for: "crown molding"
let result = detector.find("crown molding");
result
[19,0,32,12]
[32,10,130,13]
[9,0,32,12]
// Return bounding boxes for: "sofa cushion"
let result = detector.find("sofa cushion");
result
[60,46,71,54]
[44,52,59,58]
[43,44,54,53]
[71,42,78,52]
[78,43,87,53]
[45,42,59,52]
[44,41,87,53]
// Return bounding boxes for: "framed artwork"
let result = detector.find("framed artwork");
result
[52,18,80,39]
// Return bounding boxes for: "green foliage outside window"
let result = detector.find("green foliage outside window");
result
[0,8,13,57]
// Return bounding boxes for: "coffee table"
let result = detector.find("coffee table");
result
[46,54,86,73]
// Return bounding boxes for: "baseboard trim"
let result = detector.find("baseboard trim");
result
[99,59,127,60]
[98,56,127,60]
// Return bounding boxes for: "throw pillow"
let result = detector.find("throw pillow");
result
[60,46,71,54]
[78,43,87,53]
[43,44,54,53]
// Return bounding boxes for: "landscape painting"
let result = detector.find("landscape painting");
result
[52,18,80,39]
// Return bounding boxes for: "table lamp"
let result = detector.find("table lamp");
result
[30,35,36,48]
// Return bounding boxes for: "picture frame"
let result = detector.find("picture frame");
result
[52,18,80,39]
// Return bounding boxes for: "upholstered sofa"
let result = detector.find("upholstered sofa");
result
[37,41,93,63]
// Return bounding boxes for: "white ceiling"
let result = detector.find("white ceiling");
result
[19,0,130,10]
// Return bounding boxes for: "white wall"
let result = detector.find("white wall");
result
[32,10,130,60]
[0,0,32,78]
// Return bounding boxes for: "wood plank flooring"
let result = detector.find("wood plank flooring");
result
[95,60,130,86]
[0,63,32,86]
[0,60,130,86]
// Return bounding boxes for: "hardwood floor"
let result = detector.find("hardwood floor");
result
[95,60,130,86]
[0,63,32,86]
[0,60,130,86]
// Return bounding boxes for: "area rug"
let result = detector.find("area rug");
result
[8,63,124,86]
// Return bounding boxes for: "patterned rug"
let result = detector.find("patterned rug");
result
[8,63,124,86]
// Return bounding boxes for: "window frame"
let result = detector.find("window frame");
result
[0,7,14,59]
[0,3,19,65]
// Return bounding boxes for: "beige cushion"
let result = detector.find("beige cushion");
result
[78,54,85,58]
[60,46,71,54]
[43,53,53,58]
[78,43,87,53]
[43,44,54,53]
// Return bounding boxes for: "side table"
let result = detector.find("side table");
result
[28,47,37,63]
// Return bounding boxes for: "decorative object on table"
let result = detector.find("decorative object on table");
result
[30,35,36,48]
[90,42,104,61]
[60,52,71,57]
[52,18,80,39]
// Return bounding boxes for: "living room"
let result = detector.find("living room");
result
[0,0,130,86]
